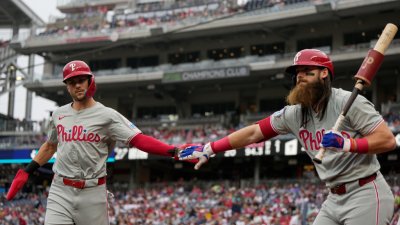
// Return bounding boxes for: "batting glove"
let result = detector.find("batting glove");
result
[168,144,199,164]
[6,169,29,200]
[179,142,214,170]
[321,130,354,152]
[6,160,40,200]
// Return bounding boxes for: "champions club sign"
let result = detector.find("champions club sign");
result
[162,66,250,83]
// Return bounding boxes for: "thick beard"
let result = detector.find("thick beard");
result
[286,81,324,108]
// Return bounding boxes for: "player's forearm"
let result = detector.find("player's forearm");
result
[361,123,396,154]
[33,141,58,166]
[129,133,176,157]
[211,124,265,153]
[228,124,265,149]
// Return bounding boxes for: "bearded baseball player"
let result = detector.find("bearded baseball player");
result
[6,60,188,225]
[180,49,396,225]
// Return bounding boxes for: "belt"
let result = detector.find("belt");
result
[61,176,106,189]
[330,173,377,195]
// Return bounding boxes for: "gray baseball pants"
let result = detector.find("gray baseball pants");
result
[313,172,394,225]
[44,176,109,225]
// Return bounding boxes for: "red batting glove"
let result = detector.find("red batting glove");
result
[6,169,29,200]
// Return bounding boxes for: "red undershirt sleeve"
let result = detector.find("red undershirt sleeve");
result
[256,116,279,141]
[129,133,175,157]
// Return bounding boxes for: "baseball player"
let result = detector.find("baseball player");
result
[6,60,188,225]
[180,49,396,225]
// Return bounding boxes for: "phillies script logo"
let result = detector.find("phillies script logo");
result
[298,129,350,150]
[57,125,101,142]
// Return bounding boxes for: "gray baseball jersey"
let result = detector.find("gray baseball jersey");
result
[270,88,382,187]
[48,102,141,179]
[44,102,141,225]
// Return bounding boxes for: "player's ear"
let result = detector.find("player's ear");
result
[321,68,329,79]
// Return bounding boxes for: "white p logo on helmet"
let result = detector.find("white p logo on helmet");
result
[69,63,76,71]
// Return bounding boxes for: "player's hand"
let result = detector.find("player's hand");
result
[321,130,352,152]
[6,169,29,200]
[176,144,199,164]
[169,144,199,164]
[179,143,214,170]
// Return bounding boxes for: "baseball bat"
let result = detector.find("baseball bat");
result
[313,23,398,164]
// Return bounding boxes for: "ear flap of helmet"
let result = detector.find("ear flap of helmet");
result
[85,75,96,97]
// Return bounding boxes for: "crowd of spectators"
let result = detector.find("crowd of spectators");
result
[1,177,399,225]
[140,124,236,146]
[0,111,399,224]
[0,118,48,150]
[384,111,400,133]
[0,193,46,225]
[38,1,233,37]
[382,98,400,134]
[0,120,238,150]
[1,107,400,150]
[36,0,321,38]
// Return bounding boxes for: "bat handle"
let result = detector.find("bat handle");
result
[312,115,345,164]
[313,148,325,164]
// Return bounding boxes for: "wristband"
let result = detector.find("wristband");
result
[24,160,40,174]
[348,138,356,151]
[349,138,369,154]
[211,137,233,153]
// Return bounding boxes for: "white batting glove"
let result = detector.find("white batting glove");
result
[179,142,214,170]
[321,130,352,152]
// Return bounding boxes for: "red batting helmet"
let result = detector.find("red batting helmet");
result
[285,49,334,79]
[63,60,96,98]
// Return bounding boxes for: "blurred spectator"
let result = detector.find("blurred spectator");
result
[382,94,397,115]
[2,176,400,225]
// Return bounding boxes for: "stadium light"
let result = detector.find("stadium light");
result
[16,76,25,81]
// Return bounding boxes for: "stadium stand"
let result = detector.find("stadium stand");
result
[1,0,400,224]
[1,177,400,224]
